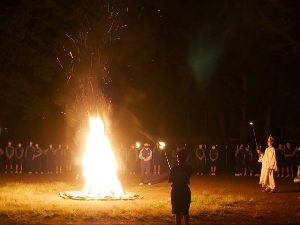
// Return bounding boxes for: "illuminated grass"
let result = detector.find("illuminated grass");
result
[0,181,252,224]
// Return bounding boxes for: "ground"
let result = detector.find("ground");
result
[0,170,299,224]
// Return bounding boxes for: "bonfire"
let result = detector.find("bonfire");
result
[60,115,138,200]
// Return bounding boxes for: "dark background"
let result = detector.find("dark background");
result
[0,0,300,158]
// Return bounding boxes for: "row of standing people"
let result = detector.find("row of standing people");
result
[119,142,220,178]
[274,142,300,178]
[193,144,219,176]
[234,144,260,177]
[0,141,73,174]
[194,143,258,177]
[116,142,165,176]
[116,142,167,185]
[234,142,300,178]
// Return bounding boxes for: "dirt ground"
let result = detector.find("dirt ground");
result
[0,170,300,225]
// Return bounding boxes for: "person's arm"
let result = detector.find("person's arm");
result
[24,147,28,159]
[5,148,9,158]
[285,149,292,157]
[215,150,219,160]
[268,148,277,170]
[195,149,199,158]
[19,148,25,159]
[36,148,43,157]
[201,149,205,158]
[145,150,152,161]
[257,149,264,162]
[138,149,143,160]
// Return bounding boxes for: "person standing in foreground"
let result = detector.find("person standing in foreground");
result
[275,143,285,177]
[5,142,14,173]
[25,142,35,174]
[64,144,73,173]
[257,135,277,193]
[127,144,138,175]
[55,144,64,174]
[168,148,192,225]
[209,144,218,175]
[14,143,24,173]
[284,142,294,178]
[235,144,244,176]
[138,143,152,185]
[0,148,4,172]
[152,142,163,175]
[33,143,43,174]
[44,144,55,174]
[195,144,205,175]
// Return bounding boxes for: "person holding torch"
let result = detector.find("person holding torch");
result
[257,135,277,193]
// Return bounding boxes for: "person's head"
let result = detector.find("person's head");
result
[267,135,274,147]
[35,143,39,148]
[29,141,33,146]
[49,144,52,148]
[212,145,216,150]
[144,143,149,149]
[199,144,202,149]
[17,143,21,147]
[278,143,283,149]
[177,149,188,163]
[8,142,12,146]
[245,146,249,151]
[239,143,244,149]
[286,142,291,149]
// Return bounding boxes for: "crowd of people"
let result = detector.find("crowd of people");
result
[234,141,300,179]
[2,139,299,181]
[115,142,166,185]
[0,141,73,174]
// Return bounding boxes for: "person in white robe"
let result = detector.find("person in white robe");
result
[257,135,277,193]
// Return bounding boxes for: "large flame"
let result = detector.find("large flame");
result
[81,115,124,197]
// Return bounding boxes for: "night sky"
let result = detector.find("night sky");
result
[0,0,300,149]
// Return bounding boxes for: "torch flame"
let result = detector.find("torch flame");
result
[81,115,124,197]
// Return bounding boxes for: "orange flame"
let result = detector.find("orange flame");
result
[81,115,124,197]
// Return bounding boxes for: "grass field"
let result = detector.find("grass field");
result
[0,172,299,224]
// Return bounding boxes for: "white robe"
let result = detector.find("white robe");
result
[258,147,277,189]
